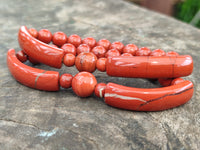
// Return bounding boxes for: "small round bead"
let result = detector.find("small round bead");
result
[121,53,133,57]
[63,53,76,67]
[82,37,96,48]
[59,74,73,89]
[166,51,179,56]
[52,32,67,47]
[95,83,106,98]
[72,72,97,97]
[96,58,107,72]
[16,50,27,62]
[76,44,91,55]
[105,49,120,58]
[38,29,52,44]
[136,47,151,56]
[61,43,76,55]
[49,44,58,48]
[91,46,106,58]
[123,44,138,56]
[75,52,97,73]
[109,41,124,53]
[29,28,38,38]
[158,78,173,87]
[67,34,82,47]
[97,39,111,50]
[171,78,184,85]
[150,49,166,56]
[28,57,40,65]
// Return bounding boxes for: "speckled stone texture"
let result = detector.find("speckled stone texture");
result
[0,0,200,149]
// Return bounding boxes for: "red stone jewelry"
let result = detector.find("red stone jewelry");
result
[6,26,194,111]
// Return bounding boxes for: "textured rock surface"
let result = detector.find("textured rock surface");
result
[0,0,200,149]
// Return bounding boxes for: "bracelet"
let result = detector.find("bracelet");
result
[7,26,194,111]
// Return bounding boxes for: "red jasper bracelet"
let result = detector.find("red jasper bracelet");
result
[7,26,194,111]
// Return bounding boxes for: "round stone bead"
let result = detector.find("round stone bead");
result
[136,47,151,56]
[171,78,184,85]
[52,32,67,47]
[105,49,120,58]
[63,54,76,67]
[166,51,179,56]
[123,44,138,56]
[76,44,91,55]
[75,52,97,73]
[121,53,133,57]
[95,83,106,98]
[82,37,96,48]
[92,46,106,58]
[158,78,173,87]
[38,29,52,44]
[150,49,166,56]
[96,58,107,72]
[61,43,76,55]
[60,74,73,88]
[97,39,111,50]
[67,34,82,47]
[29,28,38,38]
[109,41,124,53]
[72,72,97,97]
[16,50,27,63]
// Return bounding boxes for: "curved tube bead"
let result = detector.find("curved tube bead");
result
[18,26,64,68]
[7,49,59,91]
[104,81,193,111]
[106,55,193,78]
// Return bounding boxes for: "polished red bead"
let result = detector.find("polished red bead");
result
[96,58,107,72]
[72,72,97,97]
[95,83,106,98]
[91,46,106,58]
[121,53,133,57]
[49,44,58,48]
[123,44,138,56]
[28,28,38,38]
[28,56,40,65]
[171,78,185,85]
[52,32,67,47]
[105,49,120,58]
[158,78,173,87]
[75,52,97,73]
[16,50,27,62]
[67,34,82,47]
[63,53,76,67]
[136,47,151,56]
[76,44,91,55]
[109,41,124,53]
[61,43,76,55]
[97,39,111,50]
[150,49,166,56]
[38,29,52,44]
[166,51,179,56]
[60,73,73,88]
[82,37,96,48]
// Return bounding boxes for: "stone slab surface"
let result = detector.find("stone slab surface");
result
[0,0,200,149]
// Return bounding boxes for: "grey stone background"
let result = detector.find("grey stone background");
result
[0,0,200,149]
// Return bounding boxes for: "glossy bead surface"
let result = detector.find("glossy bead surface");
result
[61,43,76,55]
[38,29,52,44]
[91,46,106,58]
[75,52,97,73]
[123,44,138,55]
[72,72,97,97]
[95,83,106,98]
[16,50,27,62]
[150,49,166,56]
[109,41,124,53]
[82,37,96,48]
[60,74,73,88]
[63,53,76,67]
[28,56,40,65]
[105,49,120,58]
[52,32,67,47]
[29,28,38,38]
[96,58,107,72]
[171,78,185,85]
[136,47,151,56]
[67,34,82,47]
[121,53,133,57]
[49,44,58,48]
[97,39,111,50]
[76,44,91,55]
[166,51,179,56]
[158,78,173,87]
